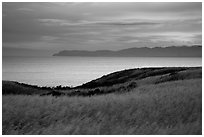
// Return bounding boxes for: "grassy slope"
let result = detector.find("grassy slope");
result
[3,79,202,135]
[76,67,190,88]
[2,67,202,96]
[2,81,51,95]
[2,67,202,134]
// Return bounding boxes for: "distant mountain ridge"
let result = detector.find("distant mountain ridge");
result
[53,46,202,57]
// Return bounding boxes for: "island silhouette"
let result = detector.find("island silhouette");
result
[53,46,201,57]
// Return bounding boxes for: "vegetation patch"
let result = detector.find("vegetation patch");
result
[3,79,202,135]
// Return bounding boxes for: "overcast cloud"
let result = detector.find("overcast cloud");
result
[2,2,202,56]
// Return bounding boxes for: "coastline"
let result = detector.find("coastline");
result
[3,66,202,96]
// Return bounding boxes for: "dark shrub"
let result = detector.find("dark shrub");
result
[40,91,65,97]
[127,82,138,89]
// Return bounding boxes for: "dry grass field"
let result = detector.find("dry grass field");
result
[2,67,202,135]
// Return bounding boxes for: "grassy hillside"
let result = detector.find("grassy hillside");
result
[3,67,201,96]
[76,67,187,88]
[2,81,51,95]
[3,79,202,134]
[2,67,202,135]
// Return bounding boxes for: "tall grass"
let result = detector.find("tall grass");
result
[2,79,202,135]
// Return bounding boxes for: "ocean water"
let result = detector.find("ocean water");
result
[2,56,202,87]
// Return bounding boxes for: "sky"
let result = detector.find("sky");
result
[2,2,202,56]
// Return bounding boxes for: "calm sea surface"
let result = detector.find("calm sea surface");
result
[2,56,202,87]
